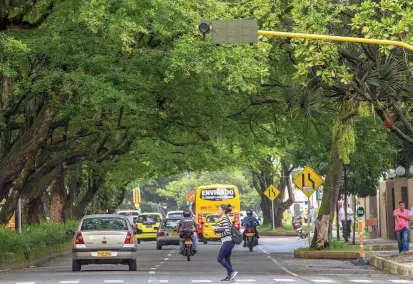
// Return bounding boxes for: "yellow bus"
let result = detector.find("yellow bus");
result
[193,184,241,244]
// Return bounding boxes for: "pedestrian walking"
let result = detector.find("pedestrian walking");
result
[214,204,238,282]
[339,204,353,242]
[394,201,411,253]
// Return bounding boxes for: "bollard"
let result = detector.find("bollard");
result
[355,217,367,265]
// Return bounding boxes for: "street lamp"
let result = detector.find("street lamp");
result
[396,166,406,177]
[388,169,396,179]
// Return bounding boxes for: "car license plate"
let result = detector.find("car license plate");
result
[246,233,254,237]
[146,224,152,228]
[173,232,178,236]
[97,251,111,257]
[184,240,193,245]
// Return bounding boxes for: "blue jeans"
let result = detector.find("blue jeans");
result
[217,241,235,274]
[396,227,410,253]
[179,233,198,250]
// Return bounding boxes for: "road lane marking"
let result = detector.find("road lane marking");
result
[148,281,168,283]
[16,282,36,284]
[236,280,256,282]
[191,281,213,283]
[160,262,165,264]
[389,281,413,283]
[149,271,156,274]
[258,246,298,277]
[104,281,124,283]
[167,254,172,256]
[273,280,296,282]
[311,281,335,283]
[164,258,169,260]
[350,281,373,283]
[151,268,156,270]
[60,282,80,284]
[155,265,161,267]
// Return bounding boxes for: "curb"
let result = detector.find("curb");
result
[357,244,399,251]
[370,255,413,277]
[294,250,360,259]
[0,242,72,270]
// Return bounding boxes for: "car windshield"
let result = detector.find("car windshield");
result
[81,217,128,231]
[137,214,161,224]
[162,219,180,229]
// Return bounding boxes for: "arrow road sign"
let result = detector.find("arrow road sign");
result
[293,166,324,197]
[264,185,280,201]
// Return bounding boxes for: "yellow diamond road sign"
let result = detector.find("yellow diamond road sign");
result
[293,166,324,197]
[264,185,280,201]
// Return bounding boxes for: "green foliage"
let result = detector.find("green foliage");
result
[0,220,78,253]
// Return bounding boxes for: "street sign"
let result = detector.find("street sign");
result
[316,188,323,200]
[212,19,258,44]
[132,188,141,208]
[186,191,195,203]
[357,207,365,217]
[293,166,324,197]
[263,185,280,201]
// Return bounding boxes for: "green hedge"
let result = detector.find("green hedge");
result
[0,220,78,254]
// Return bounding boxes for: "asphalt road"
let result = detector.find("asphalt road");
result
[0,237,412,284]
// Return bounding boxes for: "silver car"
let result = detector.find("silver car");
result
[71,214,138,272]
[156,218,181,250]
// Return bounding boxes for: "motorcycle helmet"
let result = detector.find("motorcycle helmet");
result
[183,209,191,217]
[246,209,253,217]
[296,216,302,220]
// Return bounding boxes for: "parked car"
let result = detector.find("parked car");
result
[71,214,138,272]
[166,210,184,219]
[135,212,163,244]
[155,218,181,250]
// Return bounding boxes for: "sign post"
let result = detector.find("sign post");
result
[355,206,367,265]
[293,166,324,246]
[263,185,280,232]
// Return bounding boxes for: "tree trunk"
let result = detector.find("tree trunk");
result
[311,131,343,249]
[0,101,59,201]
[50,165,66,224]
[0,189,20,226]
[72,170,103,219]
[22,196,43,224]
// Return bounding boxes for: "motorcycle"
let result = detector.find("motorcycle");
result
[180,229,196,261]
[244,227,258,252]
[293,223,308,239]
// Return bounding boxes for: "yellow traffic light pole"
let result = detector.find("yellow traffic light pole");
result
[257,31,413,52]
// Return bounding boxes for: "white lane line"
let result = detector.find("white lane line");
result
[155,265,161,267]
[149,271,156,274]
[148,281,168,283]
[160,262,165,264]
[258,246,298,277]
[167,254,172,256]
[311,281,335,283]
[273,280,296,282]
[191,281,213,283]
[104,281,124,283]
[151,268,156,270]
[236,281,256,282]
[389,281,413,283]
[350,281,373,283]
[164,258,169,260]
[60,282,80,284]
[16,282,36,284]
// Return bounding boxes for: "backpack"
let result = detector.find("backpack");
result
[245,217,255,228]
[230,224,243,245]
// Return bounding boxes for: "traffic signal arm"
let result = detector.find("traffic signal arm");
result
[257,30,413,52]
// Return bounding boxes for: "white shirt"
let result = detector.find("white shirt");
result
[339,207,354,222]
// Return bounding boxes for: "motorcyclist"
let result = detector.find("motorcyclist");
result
[293,216,303,230]
[176,209,198,254]
[241,209,260,247]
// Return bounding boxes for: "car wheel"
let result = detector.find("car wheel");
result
[129,259,137,271]
[203,240,207,244]
[156,242,162,250]
[72,260,81,272]
[137,239,141,244]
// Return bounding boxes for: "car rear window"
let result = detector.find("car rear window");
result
[81,217,128,231]
[162,219,180,229]
[167,213,183,219]
[136,214,161,224]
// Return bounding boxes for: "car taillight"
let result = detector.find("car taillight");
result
[247,228,253,233]
[75,232,84,244]
[198,213,203,223]
[124,231,134,244]
[157,232,165,237]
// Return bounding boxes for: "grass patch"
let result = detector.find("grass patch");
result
[0,220,78,254]
[260,223,309,233]
[297,240,359,251]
